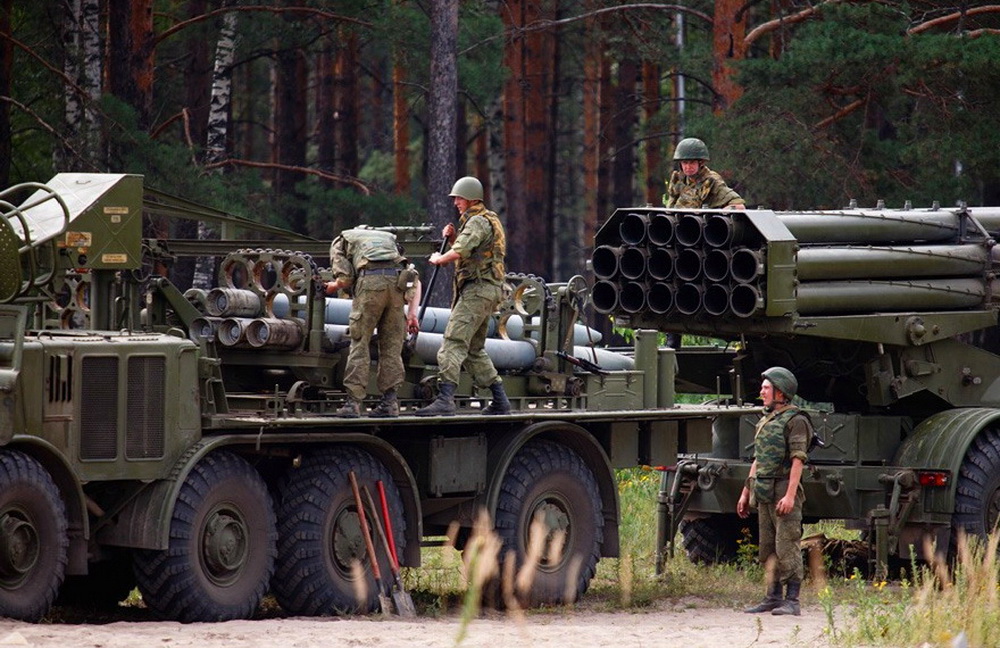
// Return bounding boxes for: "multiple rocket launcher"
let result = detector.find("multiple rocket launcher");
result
[592,205,1000,344]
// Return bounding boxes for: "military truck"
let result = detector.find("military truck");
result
[591,203,1000,573]
[0,173,756,622]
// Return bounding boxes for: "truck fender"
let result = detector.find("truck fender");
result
[102,435,423,566]
[10,436,89,574]
[483,421,620,558]
[894,407,1000,514]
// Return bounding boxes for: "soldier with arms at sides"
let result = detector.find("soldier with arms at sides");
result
[737,366,811,617]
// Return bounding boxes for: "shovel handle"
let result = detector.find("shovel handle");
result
[363,485,398,579]
[377,480,401,570]
[417,237,450,325]
[348,470,383,582]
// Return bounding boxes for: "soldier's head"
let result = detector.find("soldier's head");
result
[760,366,797,409]
[449,176,484,213]
[673,137,710,178]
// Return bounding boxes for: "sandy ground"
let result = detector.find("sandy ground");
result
[0,599,836,648]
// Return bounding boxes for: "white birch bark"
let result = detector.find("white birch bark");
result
[192,9,238,290]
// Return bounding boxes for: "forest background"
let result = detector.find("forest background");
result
[1,1,999,293]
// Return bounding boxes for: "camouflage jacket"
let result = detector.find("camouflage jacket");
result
[452,202,506,291]
[662,166,745,209]
[330,228,406,288]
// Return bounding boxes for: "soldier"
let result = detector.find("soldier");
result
[326,227,421,418]
[415,176,511,417]
[663,137,746,210]
[737,366,811,617]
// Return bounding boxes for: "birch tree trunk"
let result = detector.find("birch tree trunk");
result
[192,9,238,290]
[60,0,82,171]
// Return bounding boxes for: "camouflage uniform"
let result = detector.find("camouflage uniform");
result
[663,166,745,209]
[330,228,416,402]
[751,406,811,585]
[436,203,506,387]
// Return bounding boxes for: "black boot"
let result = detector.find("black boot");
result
[744,581,783,613]
[370,389,399,418]
[414,382,457,416]
[771,580,801,616]
[482,380,511,415]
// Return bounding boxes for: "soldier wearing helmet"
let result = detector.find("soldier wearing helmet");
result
[737,366,812,617]
[415,176,511,417]
[663,137,746,210]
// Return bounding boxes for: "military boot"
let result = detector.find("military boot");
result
[370,389,399,418]
[771,580,801,616]
[335,398,363,419]
[414,382,457,417]
[481,380,511,415]
[744,582,783,613]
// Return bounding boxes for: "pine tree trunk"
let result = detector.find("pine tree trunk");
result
[184,0,212,153]
[581,10,602,260]
[392,47,410,195]
[426,0,459,305]
[611,59,638,208]
[712,0,747,112]
[107,0,154,130]
[316,43,336,180]
[643,61,662,205]
[333,31,359,180]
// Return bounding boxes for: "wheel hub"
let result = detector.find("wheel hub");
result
[528,497,572,570]
[332,509,365,572]
[202,507,249,585]
[0,511,39,585]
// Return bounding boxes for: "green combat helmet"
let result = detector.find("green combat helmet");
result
[449,176,484,201]
[673,137,710,161]
[761,366,797,400]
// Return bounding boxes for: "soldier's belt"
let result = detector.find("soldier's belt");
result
[360,267,400,276]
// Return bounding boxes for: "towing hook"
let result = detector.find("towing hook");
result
[696,464,723,491]
[824,473,844,497]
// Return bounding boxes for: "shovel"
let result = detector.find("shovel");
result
[363,484,417,617]
[348,470,393,615]
[405,237,450,354]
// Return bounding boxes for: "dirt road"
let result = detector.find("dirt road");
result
[0,599,834,648]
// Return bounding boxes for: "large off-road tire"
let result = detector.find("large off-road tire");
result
[952,427,1000,543]
[0,450,69,621]
[272,446,405,616]
[495,440,603,606]
[679,514,754,565]
[133,451,276,622]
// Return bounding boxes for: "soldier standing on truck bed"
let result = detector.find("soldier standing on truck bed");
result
[663,137,746,210]
[415,176,511,416]
[737,366,811,617]
[326,226,421,418]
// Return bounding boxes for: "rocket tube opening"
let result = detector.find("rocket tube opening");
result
[648,282,675,314]
[619,212,649,245]
[592,245,622,280]
[730,283,763,317]
[648,247,676,280]
[704,214,735,248]
[648,213,676,246]
[620,282,646,313]
[703,283,730,316]
[731,248,765,283]
[704,249,732,282]
[676,214,705,247]
[620,247,649,280]
[592,280,620,314]
[676,283,703,315]
[676,248,705,282]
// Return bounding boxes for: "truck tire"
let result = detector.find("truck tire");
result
[495,440,603,606]
[133,451,277,622]
[679,515,753,564]
[952,427,1000,541]
[0,450,69,621]
[272,446,404,616]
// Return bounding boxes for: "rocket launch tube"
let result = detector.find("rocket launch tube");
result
[796,244,991,281]
[795,278,988,315]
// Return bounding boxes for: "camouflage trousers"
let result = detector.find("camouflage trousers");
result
[756,478,805,584]
[343,274,407,401]
[436,281,502,387]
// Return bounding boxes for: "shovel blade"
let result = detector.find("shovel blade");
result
[392,588,417,617]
